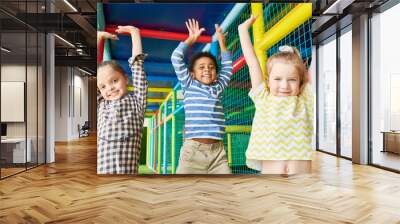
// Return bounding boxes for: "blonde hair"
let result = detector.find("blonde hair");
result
[266,46,307,90]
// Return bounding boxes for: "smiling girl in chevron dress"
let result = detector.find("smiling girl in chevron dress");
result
[238,15,314,175]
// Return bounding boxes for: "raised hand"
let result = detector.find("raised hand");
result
[184,19,205,46]
[237,14,263,89]
[238,15,258,31]
[215,24,228,52]
[98,31,118,41]
[115,25,142,58]
[97,31,118,50]
[115,25,140,35]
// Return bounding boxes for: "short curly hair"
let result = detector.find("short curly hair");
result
[188,52,218,73]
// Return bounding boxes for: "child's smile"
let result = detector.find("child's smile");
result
[268,61,300,97]
[192,57,217,85]
[97,66,129,101]
[107,89,122,98]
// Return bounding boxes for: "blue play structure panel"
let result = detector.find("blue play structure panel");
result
[116,59,174,76]
[110,36,205,62]
[110,36,182,61]
[104,3,234,36]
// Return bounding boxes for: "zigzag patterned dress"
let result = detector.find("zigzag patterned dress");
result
[246,83,314,171]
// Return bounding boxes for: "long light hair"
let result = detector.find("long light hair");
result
[266,46,307,90]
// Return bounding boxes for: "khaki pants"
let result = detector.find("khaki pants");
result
[176,139,231,174]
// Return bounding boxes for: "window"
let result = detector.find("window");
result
[317,36,337,154]
[371,2,400,171]
[0,1,47,179]
[339,27,352,158]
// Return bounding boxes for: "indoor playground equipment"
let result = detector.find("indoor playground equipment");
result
[97,3,312,174]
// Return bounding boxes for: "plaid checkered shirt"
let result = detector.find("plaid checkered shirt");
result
[97,54,147,174]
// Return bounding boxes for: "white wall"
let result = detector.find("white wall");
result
[1,65,30,137]
[1,65,26,140]
[55,66,68,141]
[74,72,89,124]
[54,66,89,141]
[1,64,46,164]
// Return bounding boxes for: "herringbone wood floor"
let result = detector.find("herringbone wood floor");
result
[1,135,400,224]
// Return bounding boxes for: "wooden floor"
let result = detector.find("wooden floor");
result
[0,167,26,178]
[1,135,400,223]
[372,150,400,171]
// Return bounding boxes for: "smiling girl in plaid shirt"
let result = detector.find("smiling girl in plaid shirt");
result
[97,26,147,174]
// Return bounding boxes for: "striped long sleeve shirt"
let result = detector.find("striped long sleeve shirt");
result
[171,42,233,140]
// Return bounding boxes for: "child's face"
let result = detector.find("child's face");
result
[97,66,128,101]
[191,57,217,85]
[268,61,300,97]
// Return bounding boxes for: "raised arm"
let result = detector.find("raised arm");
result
[214,24,232,92]
[184,18,206,46]
[115,25,142,59]
[238,15,263,89]
[171,19,206,89]
[171,42,192,89]
[116,26,147,113]
[97,31,118,52]
[215,24,227,52]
